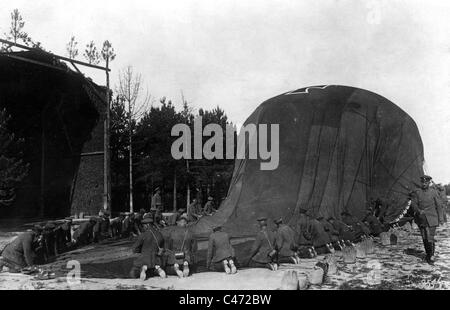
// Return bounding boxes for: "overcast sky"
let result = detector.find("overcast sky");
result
[2,0,450,183]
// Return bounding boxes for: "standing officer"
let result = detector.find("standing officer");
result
[411,175,444,264]
[274,217,299,264]
[247,217,278,271]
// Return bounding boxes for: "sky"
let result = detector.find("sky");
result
[1,0,450,183]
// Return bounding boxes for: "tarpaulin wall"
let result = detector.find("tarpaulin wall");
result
[193,85,424,237]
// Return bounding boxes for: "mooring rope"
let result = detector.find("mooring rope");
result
[389,199,412,224]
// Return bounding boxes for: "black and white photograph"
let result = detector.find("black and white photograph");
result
[0,0,449,295]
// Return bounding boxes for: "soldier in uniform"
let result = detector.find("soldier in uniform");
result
[42,222,57,262]
[309,216,334,254]
[130,217,166,280]
[151,187,163,212]
[165,215,196,277]
[203,196,216,215]
[247,217,278,271]
[0,226,43,272]
[435,184,448,223]
[341,211,370,241]
[362,210,384,236]
[317,216,343,250]
[410,175,444,264]
[73,217,97,246]
[110,213,125,239]
[187,199,202,222]
[327,216,356,244]
[293,209,316,258]
[274,217,300,264]
[206,225,237,274]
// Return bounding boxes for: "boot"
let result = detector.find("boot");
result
[174,264,184,278]
[430,242,436,262]
[424,242,434,265]
[223,260,231,274]
[229,259,237,274]
[139,265,148,281]
[182,261,190,277]
[155,265,167,278]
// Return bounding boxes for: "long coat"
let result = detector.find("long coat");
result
[1,231,37,268]
[411,187,442,227]
[132,226,164,268]
[275,224,297,257]
[206,230,235,266]
[318,219,340,242]
[249,229,277,264]
[310,219,331,247]
[73,222,94,245]
[293,214,313,246]
[330,219,356,241]
[166,226,196,265]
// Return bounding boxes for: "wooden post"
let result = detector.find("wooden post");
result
[186,160,190,207]
[103,57,111,212]
[128,98,134,213]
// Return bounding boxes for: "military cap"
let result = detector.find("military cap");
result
[179,214,189,221]
[274,217,283,224]
[44,222,56,230]
[141,217,154,224]
[32,224,44,233]
[212,225,222,232]
[420,175,432,181]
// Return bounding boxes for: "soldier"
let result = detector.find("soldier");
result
[130,217,166,280]
[122,212,137,237]
[165,215,196,278]
[411,175,444,264]
[327,216,356,244]
[362,210,384,236]
[187,199,202,222]
[73,217,97,246]
[310,216,334,254]
[317,216,342,250]
[110,213,125,239]
[203,196,216,215]
[274,218,300,264]
[435,184,448,223]
[0,226,43,272]
[151,187,163,212]
[54,218,73,253]
[341,211,370,241]
[206,225,237,274]
[247,217,278,271]
[42,222,57,262]
[293,209,316,258]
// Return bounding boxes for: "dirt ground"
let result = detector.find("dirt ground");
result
[1,222,450,290]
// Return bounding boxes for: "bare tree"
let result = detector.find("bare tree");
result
[117,66,151,212]
[66,36,79,59]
